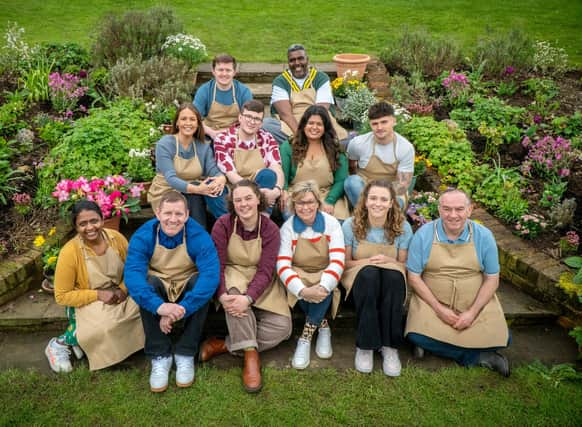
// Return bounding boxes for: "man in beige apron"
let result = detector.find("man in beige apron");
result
[193,54,252,140]
[263,44,348,145]
[124,191,220,392]
[404,189,511,376]
[345,102,415,208]
[214,100,285,210]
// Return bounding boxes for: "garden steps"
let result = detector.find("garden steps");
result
[0,280,559,332]
[195,62,338,85]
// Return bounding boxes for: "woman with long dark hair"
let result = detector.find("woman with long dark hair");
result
[279,105,349,220]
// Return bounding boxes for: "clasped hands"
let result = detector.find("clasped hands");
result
[219,294,251,318]
[436,304,478,331]
[97,288,127,305]
[299,285,329,304]
[192,177,225,197]
[157,302,186,334]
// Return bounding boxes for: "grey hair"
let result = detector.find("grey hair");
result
[438,187,472,206]
[289,180,321,211]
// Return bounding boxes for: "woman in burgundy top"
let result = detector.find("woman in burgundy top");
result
[203,180,291,393]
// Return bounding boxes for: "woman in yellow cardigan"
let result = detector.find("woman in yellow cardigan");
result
[45,200,144,373]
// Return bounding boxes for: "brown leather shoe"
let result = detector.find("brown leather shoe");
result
[242,349,262,393]
[199,337,227,362]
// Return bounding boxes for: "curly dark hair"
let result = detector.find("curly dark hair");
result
[227,179,268,215]
[352,180,405,243]
[291,105,341,171]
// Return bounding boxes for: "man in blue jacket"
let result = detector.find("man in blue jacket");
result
[125,190,219,392]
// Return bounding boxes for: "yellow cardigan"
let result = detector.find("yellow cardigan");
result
[54,228,128,307]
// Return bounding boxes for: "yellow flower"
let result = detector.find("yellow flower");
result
[47,256,58,267]
[34,236,46,247]
[439,184,448,191]
[426,159,433,167]
[473,219,483,225]
[48,227,57,237]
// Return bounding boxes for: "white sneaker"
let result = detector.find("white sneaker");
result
[150,355,173,392]
[45,338,73,373]
[292,338,311,370]
[315,327,333,359]
[381,346,402,377]
[355,348,374,373]
[174,354,195,387]
[71,345,84,360]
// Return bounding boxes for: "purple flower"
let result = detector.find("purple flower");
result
[504,66,515,75]
[533,115,542,124]
[79,70,88,79]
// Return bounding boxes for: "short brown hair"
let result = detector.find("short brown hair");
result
[241,99,264,115]
[212,54,236,69]
[368,102,395,120]
[227,179,268,214]
[158,190,188,211]
[172,104,205,141]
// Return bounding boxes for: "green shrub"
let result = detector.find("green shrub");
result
[532,40,569,77]
[36,117,73,149]
[473,164,528,220]
[36,99,156,205]
[107,55,196,105]
[380,27,463,78]
[18,50,54,103]
[471,29,534,76]
[91,7,182,67]
[0,137,20,204]
[39,42,90,74]
[0,92,26,137]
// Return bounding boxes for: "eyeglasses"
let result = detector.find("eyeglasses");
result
[241,114,263,124]
[295,200,317,207]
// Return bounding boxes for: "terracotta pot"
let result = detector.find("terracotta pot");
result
[333,53,371,81]
[103,215,121,231]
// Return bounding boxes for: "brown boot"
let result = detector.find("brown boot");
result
[242,349,262,393]
[199,337,227,362]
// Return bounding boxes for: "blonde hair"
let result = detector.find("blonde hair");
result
[289,180,321,212]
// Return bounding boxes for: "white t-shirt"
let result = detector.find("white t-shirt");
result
[271,77,334,105]
[347,131,414,172]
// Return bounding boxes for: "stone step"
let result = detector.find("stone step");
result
[196,62,338,85]
[0,281,560,332]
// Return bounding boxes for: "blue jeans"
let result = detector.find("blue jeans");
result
[407,332,511,366]
[297,293,333,325]
[262,117,289,145]
[185,188,228,229]
[254,168,277,215]
[344,174,366,207]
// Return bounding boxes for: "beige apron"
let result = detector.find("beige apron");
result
[75,235,145,371]
[278,83,348,141]
[147,136,203,211]
[293,154,350,220]
[341,240,407,303]
[405,223,509,348]
[357,138,398,184]
[148,226,198,302]
[204,83,240,130]
[224,216,290,317]
[233,143,266,181]
[286,234,341,319]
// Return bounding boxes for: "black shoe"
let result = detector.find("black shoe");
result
[413,346,425,359]
[478,351,510,377]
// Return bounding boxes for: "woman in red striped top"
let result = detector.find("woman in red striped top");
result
[276,180,345,369]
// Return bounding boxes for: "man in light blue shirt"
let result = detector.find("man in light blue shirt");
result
[405,188,510,377]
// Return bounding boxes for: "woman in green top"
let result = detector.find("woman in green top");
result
[279,105,349,220]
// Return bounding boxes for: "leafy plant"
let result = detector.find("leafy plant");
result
[18,51,54,102]
[107,55,196,105]
[36,99,156,205]
[380,27,463,78]
[532,40,569,77]
[48,71,88,113]
[521,135,574,181]
[144,100,175,127]
[127,148,155,182]
[551,112,582,142]
[539,180,567,208]
[440,69,471,109]
[559,231,580,256]
[0,137,21,204]
[91,7,182,67]
[161,33,207,68]
[564,256,582,285]
[528,360,582,388]
[474,162,527,220]
[36,116,73,149]
[522,77,560,117]
[39,42,90,74]
[337,85,376,125]
[496,81,518,97]
[569,327,582,358]
[0,92,26,137]
[0,22,32,79]
[471,29,534,76]
[549,198,577,230]
[514,213,547,239]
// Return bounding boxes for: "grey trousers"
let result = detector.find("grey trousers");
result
[225,288,292,353]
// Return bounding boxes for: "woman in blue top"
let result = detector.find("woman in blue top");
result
[147,104,227,229]
[341,180,413,377]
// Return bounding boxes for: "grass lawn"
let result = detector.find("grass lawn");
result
[0,0,581,64]
[1,365,581,426]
